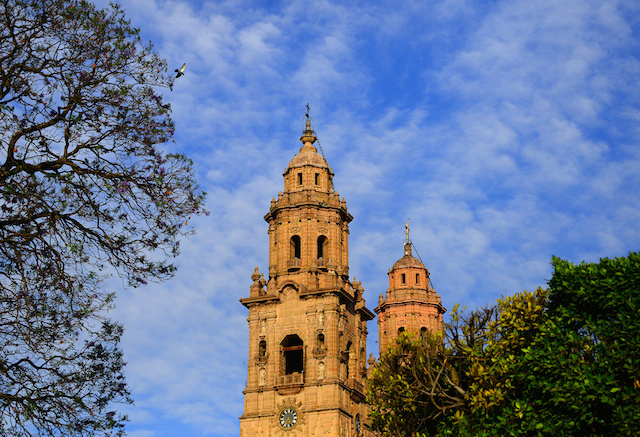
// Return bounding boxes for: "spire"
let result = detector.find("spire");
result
[300,103,317,146]
[404,221,412,256]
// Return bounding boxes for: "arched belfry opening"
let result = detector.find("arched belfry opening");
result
[281,334,304,375]
[290,235,301,259]
[317,235,328,259]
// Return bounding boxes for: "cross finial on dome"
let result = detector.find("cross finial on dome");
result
[405,221,410,245]
[300,103,317,146]
[404,220,412,256]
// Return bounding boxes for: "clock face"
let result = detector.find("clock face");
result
[279,407,298,429]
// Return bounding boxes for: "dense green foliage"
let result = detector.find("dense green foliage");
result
[368,252,640,436]
[460,288,549,435]
[1,0,205,435]
[367,331,460,436]
[367,304,497,436]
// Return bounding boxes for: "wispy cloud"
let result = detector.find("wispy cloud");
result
[81,0,640,435]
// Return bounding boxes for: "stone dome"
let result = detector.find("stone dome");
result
[286,120,329,171]
[391,243,424,270]
[392,254,425,270]
[287,144,329,170]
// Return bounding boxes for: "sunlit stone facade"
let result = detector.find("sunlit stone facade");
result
[240,120,375,436]
[375,226,446,356]
[239,119,445,435]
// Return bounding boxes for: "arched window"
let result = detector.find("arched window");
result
[420,327,428,341]
[281,335,304,375]
[317,235,328,259]
[344,341,352,380]
[290,235,301,259]
[398,327,405,335]
[317,333,325,349]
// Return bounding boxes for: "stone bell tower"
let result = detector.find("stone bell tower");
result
[240,118,375,436]
[375,223,446,356]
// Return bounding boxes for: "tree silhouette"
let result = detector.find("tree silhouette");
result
[0,0,206,435]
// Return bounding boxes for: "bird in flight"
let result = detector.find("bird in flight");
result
[170,63,186,91]
[175,63,186,78]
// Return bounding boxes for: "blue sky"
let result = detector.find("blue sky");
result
[87,0,640,436]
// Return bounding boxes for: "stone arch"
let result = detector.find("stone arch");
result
[342,340,352,380]
[280,334,304,375]
[277,280,303,295]
[420,326,428,341]
[317,235,328,259]
[290,235,301,259]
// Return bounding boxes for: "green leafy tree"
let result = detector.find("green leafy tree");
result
[367,332,453,436]
[458,253,640,436]
[369,252,640,437]
[545,253,640,434]
[0,0,206,435]
[458,288,550,435]
[367,305,496,437]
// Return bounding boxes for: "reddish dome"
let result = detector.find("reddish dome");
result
[391,243,424,270]
[392,254,424,270]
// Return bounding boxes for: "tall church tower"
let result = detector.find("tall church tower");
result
[240,119,375,436]
[375,224,446,356]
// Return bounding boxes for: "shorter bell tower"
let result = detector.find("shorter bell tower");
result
[375,223,446,355]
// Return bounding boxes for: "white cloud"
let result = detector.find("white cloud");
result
[83,1,640,436]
